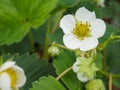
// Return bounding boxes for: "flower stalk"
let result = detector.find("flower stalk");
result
[56,66,72,80]
[109,73,112,90]
[42,17,52,59]
[0,56,3,66]
[98,34,120,51]
[51,9,66,34]
[28,30,35,52]
[90,49,97,65]
[53,43,74,51]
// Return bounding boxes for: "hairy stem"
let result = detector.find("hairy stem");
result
[53,43,74,51]
[90,49,97,65]
[42,17,52,59]
[0,56,3,66]
[28,30,35,52]
[109,73,112,90]
[51,9,66,34]
[99,70,109,77]
[56,66,72,80]
[113,74,120,78]
[98,34,120,51]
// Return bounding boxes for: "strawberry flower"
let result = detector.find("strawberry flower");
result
[60,7,106,51]
[0,61,26,90]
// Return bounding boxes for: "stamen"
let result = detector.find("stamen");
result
[3,69,17,88]
[72,21,91,40]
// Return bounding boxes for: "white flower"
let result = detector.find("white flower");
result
[96,0,105,7]
[0,61,26,90]
[72,57,99,82]
[60,7,106,51]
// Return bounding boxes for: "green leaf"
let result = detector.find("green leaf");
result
[103,40,120,89]
[49,29,64,44]
[109,1,120,27]
[30,76,66,90]
[31,22,47,45]
[57,0,80,7]
[99,24,120,43]
[94,7,114,18]
[2,54,55,90]
[105,41,120,74]
[53,50,83,90]
[11,0,58,28]
[0,0,58,45]
[112,79,120,88]
[95,52,103,69]
[0,36,32,55]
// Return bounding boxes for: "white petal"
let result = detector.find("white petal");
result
[63,34,81,49]
[75,7,96,23]
[80,37,98,51]
[90,19,106,38]
[72,61,80,73]
[0,61,15,71]
[77,73,89,82]
[60,14,75,34]
[0,72,11,90]
[12,65,26,87]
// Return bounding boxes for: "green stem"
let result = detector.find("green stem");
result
[90,49,97,65]
[0,56,3,66]
[51,18,60,34]
[100,49,108,72]
[98,34,120,51]
[99,70,120,79]
[51,9,66,34]
[112,74,120,78]
[56,66,72,80]
[28,30,35,52]
[53,43,74,51]
[102,56,107,72]
[99,70,120,90]
[42,17,52,59]
[99,70,109,77]
[109,73,112,90]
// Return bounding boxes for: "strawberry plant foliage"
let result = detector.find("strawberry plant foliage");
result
[0,0,120,90]
[0,0,58,45]
[2,53,55,90]
[30,76,66,90]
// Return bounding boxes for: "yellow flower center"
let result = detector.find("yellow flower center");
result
[72,22,91,40]
[0,68,17,88]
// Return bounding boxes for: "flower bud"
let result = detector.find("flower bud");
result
[85,79,105,90]
[48,46,60,57]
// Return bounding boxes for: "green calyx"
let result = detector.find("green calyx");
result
[77,57,99,79]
